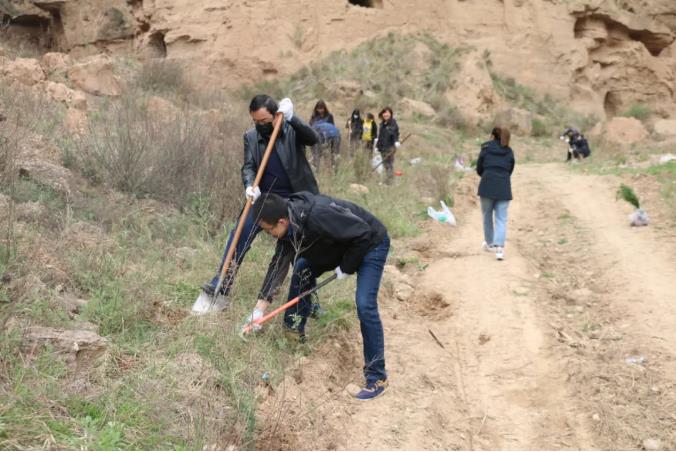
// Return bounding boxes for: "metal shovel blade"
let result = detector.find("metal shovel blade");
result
[191,291,230,315]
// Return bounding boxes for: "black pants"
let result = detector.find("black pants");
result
[380,147,395,183]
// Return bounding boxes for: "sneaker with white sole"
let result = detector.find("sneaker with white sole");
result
[495,247,504,260]
[355,379,388,400]
[482,241,496,252]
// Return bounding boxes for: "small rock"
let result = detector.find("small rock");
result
[67,55,122,96]
[592,413,600,422]
[1,58,45,86]
[642,439,661,451]
[653,119,676,137]
[23,326,107,369]
[605,117,648,145]
[41,52,71,74]
[349,183,369,194]
[575,305,584,313]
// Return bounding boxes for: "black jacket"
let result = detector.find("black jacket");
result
[476,139,515,200]
[571,135,591,157]
[259,192,387,301]
[347,117,363,139]
[241,116,320,194]
[376,118,399,152]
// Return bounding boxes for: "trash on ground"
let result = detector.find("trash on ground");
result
[658,153,675,165]
[454,156,472,172]
[394,170,403,176]
[629,208,650,227]
[427,200,456,226]
[410,157,422,165]
[371,152,383,174]
[625,355,646,365]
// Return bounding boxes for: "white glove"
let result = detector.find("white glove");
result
[395,141,401,149]
[373,138,378,151]
[278,98,294,121]
[243,308,265,332]
[245,186,261,203]
[335,266,348,280]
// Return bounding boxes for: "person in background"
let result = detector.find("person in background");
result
[309,99,335,126]
[311,120,341,170]
[560,127,591,162]
[346,109,363,154]
[476,126,515,261]
[375,107,400,184]
[362,112,378,151]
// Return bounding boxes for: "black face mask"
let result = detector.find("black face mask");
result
[256,122,274,138]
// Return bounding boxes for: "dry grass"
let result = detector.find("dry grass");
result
[516,196,676,449]
[66,93,247,231]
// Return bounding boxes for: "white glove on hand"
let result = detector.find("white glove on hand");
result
[243,308,265,332]
[395,141,401,149]
[335,266,348,280]
[245,186,261,204]
[278,98,294,121]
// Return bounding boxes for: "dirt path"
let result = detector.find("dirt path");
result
[258,163,676,450]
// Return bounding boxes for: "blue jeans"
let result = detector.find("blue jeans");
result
[480,198,510,247]
[208,206,262,295]
[284,235,390,383]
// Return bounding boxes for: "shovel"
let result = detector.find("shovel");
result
[240,273,338,337]
[192,112,284,315]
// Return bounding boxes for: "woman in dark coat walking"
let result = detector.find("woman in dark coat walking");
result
[476,127,515,260]
[375,107,400,184]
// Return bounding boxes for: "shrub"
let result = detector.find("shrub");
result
[621,104,651,121]
[531,118,549,137]
[70,94,246,228]
[429,165,451,204]
[135,59,190,97]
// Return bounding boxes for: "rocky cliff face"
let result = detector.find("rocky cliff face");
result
[2,0,675,118]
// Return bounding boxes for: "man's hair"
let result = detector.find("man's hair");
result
[252,193,289,224]
[249,94,278,115]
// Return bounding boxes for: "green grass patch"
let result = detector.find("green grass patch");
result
[621,104,651,121]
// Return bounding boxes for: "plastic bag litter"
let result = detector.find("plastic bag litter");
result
[453,156,472,172]
[427,200,456,226]
[659,153,675,165]
[371,151,383,174]
[629,208,650,227]
[410,157,422,166]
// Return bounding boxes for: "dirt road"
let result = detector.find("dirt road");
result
[258,163,676,450]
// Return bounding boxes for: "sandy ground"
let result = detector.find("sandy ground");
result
[256,163,676,450]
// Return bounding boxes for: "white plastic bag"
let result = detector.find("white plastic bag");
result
[629,208,649,227]
[427,200,456,226]
[371,151,383,174]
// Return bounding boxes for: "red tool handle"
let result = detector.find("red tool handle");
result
[242,273,338,334]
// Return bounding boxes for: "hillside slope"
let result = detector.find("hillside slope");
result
[2,0,676,117]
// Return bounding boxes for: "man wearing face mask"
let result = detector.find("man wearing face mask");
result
[200,94,320,303]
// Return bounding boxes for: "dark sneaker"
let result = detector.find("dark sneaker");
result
[355,379,388,400]
[309,299,323,320]
[201,283,216,297]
